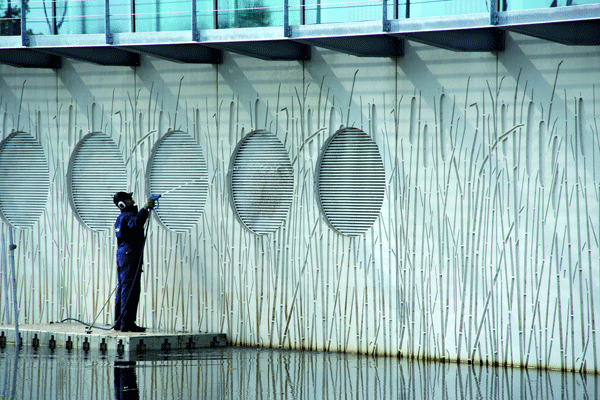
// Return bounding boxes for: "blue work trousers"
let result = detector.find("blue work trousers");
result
[115,246,142,329]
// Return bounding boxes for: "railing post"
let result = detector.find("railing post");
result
[284,0,291,37]
[491,0,499,25]
[213,0,218,29]
[105,0,113,44]
[192,0,199,41]
[21,0,29,46]
[382,0,390,32]
[131,0,136,33]
[52,0,57,34]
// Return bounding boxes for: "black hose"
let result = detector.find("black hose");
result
[58,317,113,331]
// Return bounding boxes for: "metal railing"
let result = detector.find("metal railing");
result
[0,0,598,40]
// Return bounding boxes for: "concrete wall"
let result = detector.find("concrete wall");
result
[0,32,599,372]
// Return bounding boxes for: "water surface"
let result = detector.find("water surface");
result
[1,346,598,399]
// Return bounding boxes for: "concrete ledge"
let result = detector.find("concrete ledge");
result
[0,323,227,357]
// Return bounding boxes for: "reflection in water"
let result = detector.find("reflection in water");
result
[114,362,139,400]
[0,346,598,399]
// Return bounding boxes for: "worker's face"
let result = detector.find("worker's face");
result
[124,197,135,207]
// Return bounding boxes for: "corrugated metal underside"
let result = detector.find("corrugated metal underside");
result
[148,131,208,233]
[229,130,294,235]
[69,133,127,231]
[317,128,385,236]
[0,132,49,228]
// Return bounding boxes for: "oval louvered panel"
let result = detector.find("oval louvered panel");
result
[147,131,208,233]
[316,127,385,236]
[0,132,49,228]
[68,132,127,231]
[229,130,294,235]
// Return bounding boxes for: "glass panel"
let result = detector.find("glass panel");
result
[288,0,302,24]
[216,0,285,28]
[110,0,131,33]
[0,1,23,35]
[303,0,382,24]
[195,0,214,29]
[63,0,105,34]
[404,0,487,19]
[302,0,489,24]
[25,0,50,35]
[504,0,600,11]
[27,0,105,35]
[135,0,191,32]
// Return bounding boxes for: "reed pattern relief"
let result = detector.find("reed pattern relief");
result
[0,63,598,373]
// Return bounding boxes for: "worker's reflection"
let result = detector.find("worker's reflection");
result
[114,361,139,400]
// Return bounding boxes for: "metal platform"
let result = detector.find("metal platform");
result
[0,323,227,358]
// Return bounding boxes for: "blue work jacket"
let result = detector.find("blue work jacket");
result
[115,206,150,269]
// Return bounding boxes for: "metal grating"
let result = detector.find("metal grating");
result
[316,127,385,236]
[228,130,294,235]
[68,132,127,231]
[0,132,50,228]
[147,131,208,233]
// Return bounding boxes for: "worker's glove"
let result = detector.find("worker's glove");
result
[144,198,156,210]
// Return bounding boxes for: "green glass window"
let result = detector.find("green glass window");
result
[135,0,191,32]
[110,0,131,33]
[503,0,599,11]
[25,0,105,35]
[61,0,105,34]
[404,1,487,18]
[195,0,215,29]
[0,1,23,35]
[303,0,382,24]
[216,0,303,28]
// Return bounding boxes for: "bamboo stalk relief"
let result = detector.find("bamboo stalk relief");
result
[0,64,598,373]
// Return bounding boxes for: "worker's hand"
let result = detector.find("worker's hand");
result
[144,198,156,210]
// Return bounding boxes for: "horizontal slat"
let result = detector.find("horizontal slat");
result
[0,132,49,228]
[230,130,293,236]
[148,131,208,233]
[70,133,127,231]
[316,127,385,237]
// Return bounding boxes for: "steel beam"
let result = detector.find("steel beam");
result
[122,44,222,64]
[34,47,140,66]
[201,27,311,61]
[499,5,600,45]
[295,21,402,57]
[297,35,403,57]
[388,14,504,52]
[398,28,504,52]
[0,49,61,69]
[202,40,310,61]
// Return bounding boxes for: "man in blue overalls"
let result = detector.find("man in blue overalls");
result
[113,192,156,332]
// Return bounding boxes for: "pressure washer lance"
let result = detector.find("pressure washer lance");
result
[157,177,205,197]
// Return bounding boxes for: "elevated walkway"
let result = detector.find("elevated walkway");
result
[0,5,598,67]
